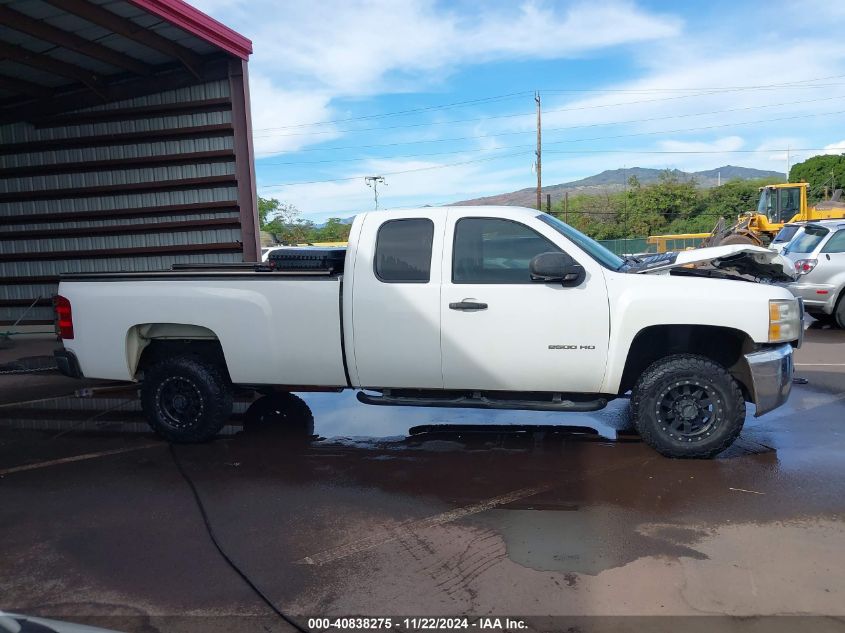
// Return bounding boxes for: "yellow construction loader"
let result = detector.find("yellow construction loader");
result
[648,182,845,252]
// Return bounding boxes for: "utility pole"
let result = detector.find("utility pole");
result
[786,145,791,182]
[546,193,551,212]
[364,176,386,210]
[535,91,542,211]
[564,191,569,223]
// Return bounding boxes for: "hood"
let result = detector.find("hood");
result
[624,245,796,282]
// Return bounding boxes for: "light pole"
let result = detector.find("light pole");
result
[365,176,386,210]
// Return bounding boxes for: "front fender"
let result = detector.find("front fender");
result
[600,272,792,394]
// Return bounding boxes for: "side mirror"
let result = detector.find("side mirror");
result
[529,251,585,286]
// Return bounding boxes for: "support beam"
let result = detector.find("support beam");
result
[0,57,229,124]
[0,123,232,154]
[44,0,204,77]
[0,242,243,262]
[0,5,153,76]
[0,74,52,98]
[0,41,104,96]
[228,58,260,261]
[33,97,231,127]
[0,175,237,203]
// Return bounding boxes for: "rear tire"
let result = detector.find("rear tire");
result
[835,293,845,329]
[141,355,233,443]
[243,392,314,437]
[630,354,745,458]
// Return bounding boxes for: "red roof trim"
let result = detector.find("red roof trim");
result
[127,0,252,60]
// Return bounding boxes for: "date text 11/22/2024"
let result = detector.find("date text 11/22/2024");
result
[307,617,528,630]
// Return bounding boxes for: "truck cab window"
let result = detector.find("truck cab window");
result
[452,217,561,283]
[374,218,434,282]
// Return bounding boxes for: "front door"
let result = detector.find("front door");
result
[440,212,610,393]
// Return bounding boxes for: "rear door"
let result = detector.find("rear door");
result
[819,228,845,287]
[350,211,445,389]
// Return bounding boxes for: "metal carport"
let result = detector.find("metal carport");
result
[0,0,257,327]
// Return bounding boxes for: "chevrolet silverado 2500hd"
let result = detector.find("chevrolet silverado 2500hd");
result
[53,206,801,458]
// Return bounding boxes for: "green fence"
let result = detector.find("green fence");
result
[596,238,649,256]
[597,236,705,256]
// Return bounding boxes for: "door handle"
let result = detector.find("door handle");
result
[449,300,488,311]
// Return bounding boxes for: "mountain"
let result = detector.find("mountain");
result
[453,165,784,207]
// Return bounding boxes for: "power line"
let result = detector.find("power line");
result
[544,147,843,155]
[253,92,845,139]
[260,150,529,189]
[543,108,845,146]
[252,73,845,132]
[258,142,845,190]
[252,91,531,131]
[262,146,843,168]
[257,106,845,154]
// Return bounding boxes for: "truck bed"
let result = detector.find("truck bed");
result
[58,268,349,387]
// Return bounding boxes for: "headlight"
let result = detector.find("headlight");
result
[769,299,801,342]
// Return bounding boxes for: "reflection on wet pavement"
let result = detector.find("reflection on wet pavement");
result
[1,327,844,622]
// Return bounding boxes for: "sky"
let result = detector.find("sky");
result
[192,0,845,223]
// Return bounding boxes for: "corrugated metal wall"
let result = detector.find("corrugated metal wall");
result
[0,78,247,325]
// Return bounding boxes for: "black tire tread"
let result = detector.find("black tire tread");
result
[141,354,233,443]
[834,291,845,329]
[243,392,314,435]
[631,353,745,458]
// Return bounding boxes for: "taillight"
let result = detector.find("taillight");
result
[54,295,74,339]
[794,259,817,275]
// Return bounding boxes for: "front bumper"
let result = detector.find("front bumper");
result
[54,348,84,379]
[744,343,793,417]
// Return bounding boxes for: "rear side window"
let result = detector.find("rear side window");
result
[374,218,434,282]
[773,225,799,244]
[821,230,845,253]
[787,227,828,254]
[452,217,561,284]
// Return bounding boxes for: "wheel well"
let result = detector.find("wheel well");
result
[619,324,756,399]
[127,323,226,379]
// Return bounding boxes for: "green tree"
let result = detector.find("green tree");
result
[309,217,351,242]
[789,154,845,203]
[258,196,312,243]
[622,171,702,235]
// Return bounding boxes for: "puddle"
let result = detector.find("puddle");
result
[0,389,626,442]
[471,506,708,576]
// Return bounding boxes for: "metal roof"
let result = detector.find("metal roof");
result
[0,0,252,111]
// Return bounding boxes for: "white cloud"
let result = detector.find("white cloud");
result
[258,156,532,219]
[191,0,681,156]
[248,74,339,156]
[818,140,845,155]
[233,1,681,96]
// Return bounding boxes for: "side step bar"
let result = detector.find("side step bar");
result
[356,391,608,412]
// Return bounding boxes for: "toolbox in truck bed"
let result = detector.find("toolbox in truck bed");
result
[268,246,347,273]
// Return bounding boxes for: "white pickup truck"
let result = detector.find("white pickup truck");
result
[54,206,802,458]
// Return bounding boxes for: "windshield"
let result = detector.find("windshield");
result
[786,226,829,254]
[537,213,625,270]
[773,225,800,244]
[757,188,773,215]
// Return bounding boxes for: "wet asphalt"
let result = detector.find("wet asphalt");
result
[0,325,843,632]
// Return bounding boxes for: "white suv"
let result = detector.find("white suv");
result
[782,220,845,327]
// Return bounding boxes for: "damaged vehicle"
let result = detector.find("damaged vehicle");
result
[53,207,801,458]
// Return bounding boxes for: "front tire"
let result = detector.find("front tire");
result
[141,355,233,442]
[630,354,745,458]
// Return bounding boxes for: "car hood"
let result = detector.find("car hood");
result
[624,245,796,281]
